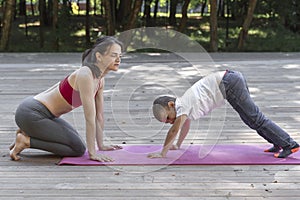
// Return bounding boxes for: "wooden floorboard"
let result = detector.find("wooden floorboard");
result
[1,52,300,199]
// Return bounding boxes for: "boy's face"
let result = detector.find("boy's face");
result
[163,101,176,124]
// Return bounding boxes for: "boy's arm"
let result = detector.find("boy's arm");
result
[173,118,191,149]
[148,114,188,158]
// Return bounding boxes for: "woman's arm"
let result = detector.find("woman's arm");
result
[95,78,122,151]
[77,69,113,162]
[95,78,105,149]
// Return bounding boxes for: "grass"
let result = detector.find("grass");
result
[5,15,300,52]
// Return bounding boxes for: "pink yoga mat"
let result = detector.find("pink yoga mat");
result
[58,144,300,166]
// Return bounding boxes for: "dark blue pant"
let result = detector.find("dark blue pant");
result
[220,70,297,148]
[15,96,86,157]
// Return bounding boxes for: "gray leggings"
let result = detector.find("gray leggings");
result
[15,96,86,157]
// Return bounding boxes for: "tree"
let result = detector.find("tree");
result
[19,0,26,15]
[52,0,59,50]
[117,0,132,29]
[19,0,29,36]
[144,0,153,26]
[201,0,207,16]
[38,0,46,48]
[237,0,257,50]
[274,0,300,33]
[153,0,159,25]
[178,0,191,32]
[86,0,91,45]
[169,0,178,26]
[103,0,115,35]
[120,0,143,51]
[125,0,142,30]
[210,0,218,52]
[0,0,16,51]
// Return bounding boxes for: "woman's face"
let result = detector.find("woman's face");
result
[100,44,122,72]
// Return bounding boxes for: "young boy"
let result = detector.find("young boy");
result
[148,70,299,159]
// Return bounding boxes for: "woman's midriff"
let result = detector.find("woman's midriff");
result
[34,86,73,117]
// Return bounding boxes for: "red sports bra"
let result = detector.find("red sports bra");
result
[59,75,102,108]
[59,76,82,108]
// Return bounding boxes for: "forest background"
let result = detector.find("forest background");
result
[0,0,299,52]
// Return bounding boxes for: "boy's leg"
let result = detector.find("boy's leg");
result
[221,71,298,157]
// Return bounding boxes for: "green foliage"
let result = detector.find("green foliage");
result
[3,0,300,52]
[6,14,300,52]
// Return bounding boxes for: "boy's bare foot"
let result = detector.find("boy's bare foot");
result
[10,133,30,161]
[9,129,27,150]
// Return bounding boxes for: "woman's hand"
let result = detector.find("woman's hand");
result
[89,154,114,162]
[147,152,164,159]
[169,144,179,150]
[99,145,123,151]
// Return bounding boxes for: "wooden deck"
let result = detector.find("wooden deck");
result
[1,52,300,199]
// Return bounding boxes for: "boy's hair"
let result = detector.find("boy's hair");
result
[152,95,176,122]
[82,36,123,78]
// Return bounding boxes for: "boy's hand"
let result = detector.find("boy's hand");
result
[147,152,164,159]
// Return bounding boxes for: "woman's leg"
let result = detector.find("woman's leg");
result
[14,97,86,158]
[221,71,298,157]
[27,117,86,156]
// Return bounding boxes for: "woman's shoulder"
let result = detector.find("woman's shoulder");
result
[73,66,93,80]
[67,67,93,89]
[77,66,93,75]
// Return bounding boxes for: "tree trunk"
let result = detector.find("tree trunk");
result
[125,0,142,30]
[86,0,91,45]
[178,0,191,33]
[52,0,59,51]
[19,0,28,36]
[144,0,152,26]
[103,0,115,35]
[47,0,53,25]
[110,0,116,29]
[120,0,142,51]
[39,0,46,48]
[93,0,97,15]
[201,0,207,17]
[169,0,178,26]
[117,0,132,28]
[30,0,35,16]
[153,0,159,25]
[237,0,257,50]
[0,0,16,51]
[19,0,26,15]
[210,0,218,52]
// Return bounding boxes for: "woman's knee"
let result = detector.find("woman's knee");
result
[72,143,86,156]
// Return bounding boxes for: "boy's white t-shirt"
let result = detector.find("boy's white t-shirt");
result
[175,71,226,120]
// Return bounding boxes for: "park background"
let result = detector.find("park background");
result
[1,1,300,198]
[0,0,300,52]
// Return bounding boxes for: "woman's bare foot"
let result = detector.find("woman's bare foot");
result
[10,133,30,161]
[9,129,27,150]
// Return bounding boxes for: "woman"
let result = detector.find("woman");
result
[10,36,123,162]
